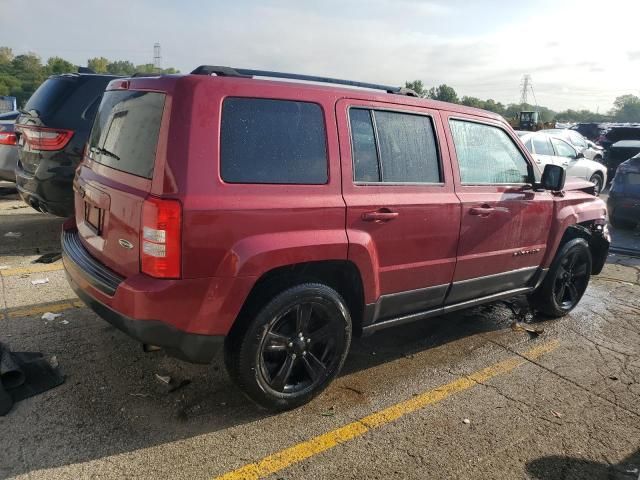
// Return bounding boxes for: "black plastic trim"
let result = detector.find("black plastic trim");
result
[62,229,123,296]
[66,274,223,364]
[445,267,538,304]
[363,284,449,326]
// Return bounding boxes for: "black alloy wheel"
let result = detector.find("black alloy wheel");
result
[226,283,352,410]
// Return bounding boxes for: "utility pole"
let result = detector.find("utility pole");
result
[520,74,531,105]
[153,42,161,71]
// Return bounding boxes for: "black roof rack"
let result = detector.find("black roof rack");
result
[190,65,418,97]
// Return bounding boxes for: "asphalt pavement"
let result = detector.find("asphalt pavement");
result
[1,183,639,480]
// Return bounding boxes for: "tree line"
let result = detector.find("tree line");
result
[0,46,178,107]
[405,80,640,124]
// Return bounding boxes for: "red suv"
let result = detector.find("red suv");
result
[62,66,610,410]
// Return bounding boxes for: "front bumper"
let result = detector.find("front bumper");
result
[62,226,235,364]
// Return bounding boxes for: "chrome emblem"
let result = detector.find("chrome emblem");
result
[118,239,134,250]
[513,248,541,257]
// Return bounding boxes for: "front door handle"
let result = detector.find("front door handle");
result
[362,209,399,222]
[469,205,495,216]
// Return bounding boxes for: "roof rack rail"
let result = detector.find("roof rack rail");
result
[190,65,418,97]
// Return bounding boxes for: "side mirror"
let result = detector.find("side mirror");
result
[541,164,566,191]
[575,152,585,159]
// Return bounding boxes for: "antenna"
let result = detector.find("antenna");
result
[153,42,161,71]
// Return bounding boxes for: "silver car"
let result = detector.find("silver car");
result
[518,131,608,195]
[540,128,604,163]
[0,110,19,182]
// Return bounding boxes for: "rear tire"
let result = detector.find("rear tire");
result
[529,238,592,318]
[226,283,352,411]
[589,173,603,196]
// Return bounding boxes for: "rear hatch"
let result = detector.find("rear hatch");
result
[75,88,166,278]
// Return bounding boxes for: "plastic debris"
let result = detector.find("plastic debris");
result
[551,410,563,418]
[320,406,336,417]
[0,266,8,270]
[155,374,171,385]
[50,356,59,369]
[32,252,62,264]
[60,320,69,325]
[463,418,471,424]
[4,232,22,238]
[31,278,50,285]
[511,321,544,336]
[42,312,62,321]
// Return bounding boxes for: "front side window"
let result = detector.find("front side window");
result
[551,137,577,158]
[220,98,327,184]
[449,120,530,185]
[532,135,554,156]
[349,108,441,183]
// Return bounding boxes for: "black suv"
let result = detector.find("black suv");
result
[15,72,120,216]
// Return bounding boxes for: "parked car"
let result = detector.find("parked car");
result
[540,129,603,163]
[604,140,640,183]
[598,126,640,151]
[14,72,120,216]
[517,131,607,195]
[62,67,610,410]
[0,111,19,182]
[570,123,604,142]
[607,153,640,230]
[0,96,17,114]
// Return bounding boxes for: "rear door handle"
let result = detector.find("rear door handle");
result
[469,205,495,216]
[362,209,399,222]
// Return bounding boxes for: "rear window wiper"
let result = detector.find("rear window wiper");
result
[90,146,120,161]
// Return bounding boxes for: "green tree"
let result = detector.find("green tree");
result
[0,47,14,65]
[106,60,136,75]
[88,56,110,73]
[611,94,640,122]
[404,80,427,98]
[482,99,506,116]
[47,56,75,75]
[427,84,459,103]
[460,96,483,108]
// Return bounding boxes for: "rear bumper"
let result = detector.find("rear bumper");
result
[61,225,254,363]
[15,161,75,217]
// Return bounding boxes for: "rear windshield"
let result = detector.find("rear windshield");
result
[88,90,165,179]
[24,77,79,116]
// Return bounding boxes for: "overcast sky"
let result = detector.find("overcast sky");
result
[2,0,639,111]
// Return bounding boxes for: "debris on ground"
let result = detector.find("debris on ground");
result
[320,405,336,417]
[551,410,563,418]
[155,374,171,385]
[42,312,62,322]
[511,321,544,337]
[4,232,22,238]
[0,266,8,270]
[31,278,50,285]
[32,252,62,264]
[129,393,151,398]
[463,418,471,424]
[60,320,69,325]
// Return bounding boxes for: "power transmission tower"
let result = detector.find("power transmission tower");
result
[520,74,531,105]
[153,42,162,71]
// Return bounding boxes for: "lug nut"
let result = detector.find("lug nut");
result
[292,353,297,359]
[288,342,294,348]
[306,338,311,343]
[302,351,307,356]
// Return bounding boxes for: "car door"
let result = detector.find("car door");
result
[530,133,556,170]
[551,137,589,179]
[337,99,461,324]
[443,114,554,304]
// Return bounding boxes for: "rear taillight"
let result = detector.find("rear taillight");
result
[141,197,182,279]
[17,125,74,151]
[0,132,17,145]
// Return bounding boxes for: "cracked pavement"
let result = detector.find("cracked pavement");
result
[0,185,639,479]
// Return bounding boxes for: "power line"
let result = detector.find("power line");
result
[520,74,531,105]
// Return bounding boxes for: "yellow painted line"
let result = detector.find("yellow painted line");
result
[214,340,559,480]
[0,263,64,277]
[4,299,85,319]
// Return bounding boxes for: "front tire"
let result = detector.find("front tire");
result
[529,238,592,318]
[589,173,604,196]
[226,283,352,411]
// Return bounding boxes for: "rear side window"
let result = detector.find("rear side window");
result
[88,90,165,179]
[220,98,328,184]
[449,120,530,185]
[23,77,78,117]
[532,135,554,156]
[350,108,441,183]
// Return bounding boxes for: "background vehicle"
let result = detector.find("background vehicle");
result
[0,110,19,182]
[570,122,604,141]
[540,128,603,163]
[63,68,609,411]
[607,154,640,230]
[518,131,607,194]
[0,96,17,114]
[604,140,640,183]
[14,72,120,216]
